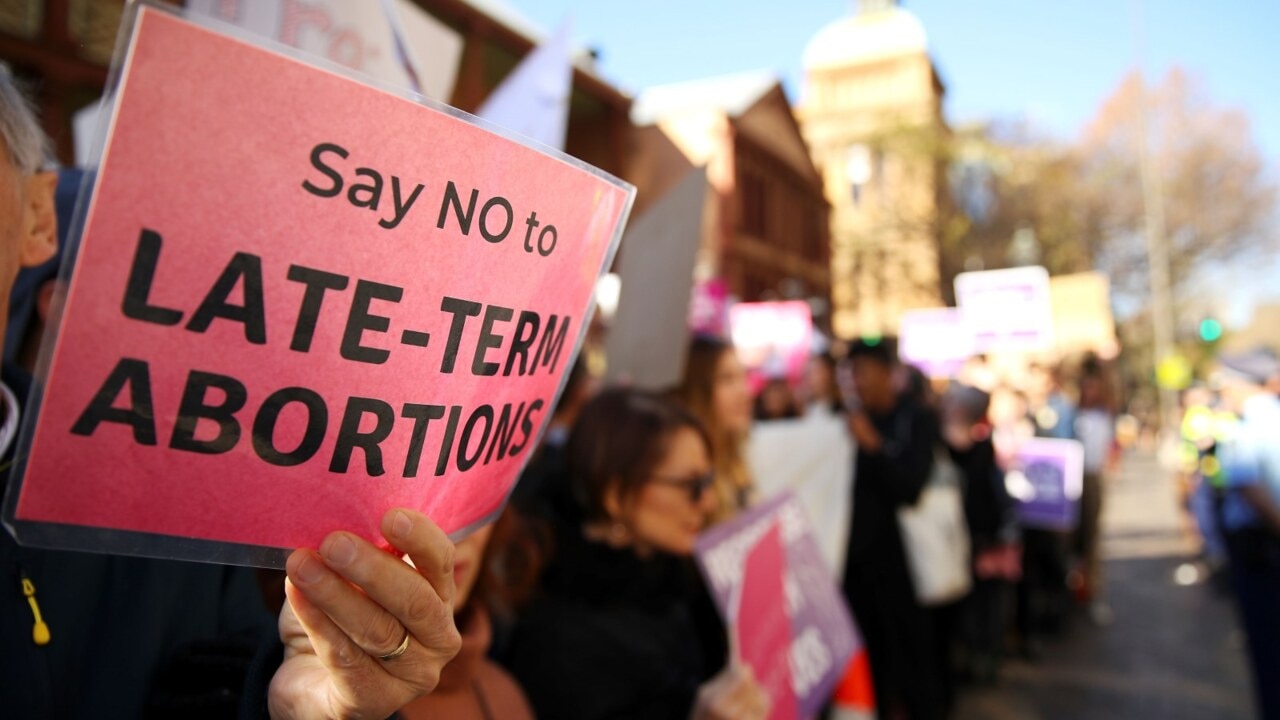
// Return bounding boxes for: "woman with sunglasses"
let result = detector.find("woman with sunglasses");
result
[502,388,769,720]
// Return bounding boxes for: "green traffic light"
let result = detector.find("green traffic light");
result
[1199,318,1223,343]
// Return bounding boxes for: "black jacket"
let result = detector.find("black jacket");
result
[1,365,275,719]
[503,526,724,720]
[844,396,939,572]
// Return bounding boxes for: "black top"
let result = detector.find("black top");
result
[844,396,939,572]
[503,525,724,720]
[948,436,1013,550]
[0,365,275,719]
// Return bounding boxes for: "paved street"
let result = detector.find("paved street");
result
[955,451,1255,720]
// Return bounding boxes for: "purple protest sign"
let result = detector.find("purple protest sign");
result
[695,493,859,719]
[955,266,1054,353]
[1005,438,1085,530]
[899,307,974,379]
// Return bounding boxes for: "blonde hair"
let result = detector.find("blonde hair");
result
[675,336,753,524]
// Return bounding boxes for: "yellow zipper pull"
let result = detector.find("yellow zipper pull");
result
[20,575,50,646]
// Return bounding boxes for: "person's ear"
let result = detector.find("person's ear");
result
[20,171,57,268]
[602,481,626,522]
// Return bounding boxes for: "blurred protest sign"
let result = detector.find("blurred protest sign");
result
[187,0,463,99]
[689,278,730,336]
[476,21,574,150]
[605,168,708,390]
[738,523,800,720]
[696,493,860,720]
[748,410,853,576]
[899,307,974,379]
[955,266,1054,353]
[1049,272,1118,359]
[730,301,813,393]
[3,5,632,566]
[1005,438,1085,530]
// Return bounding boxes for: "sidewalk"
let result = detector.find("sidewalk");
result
[954,451,1254,720]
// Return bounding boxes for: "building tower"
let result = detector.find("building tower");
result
[799,0,947,339]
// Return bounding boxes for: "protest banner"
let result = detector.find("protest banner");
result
[955,266,1054,353]
[1004,438,1085,530]
[696,493,860,720]
[898,307,974,379]
[605,168,708,390]
[748,410,853,577]
[2,4,632,567]
[729,301,814,394]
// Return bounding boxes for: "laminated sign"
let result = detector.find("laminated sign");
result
[695,493,860,720]
[2,4,632,565]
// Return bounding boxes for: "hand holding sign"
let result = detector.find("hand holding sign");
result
[693,664,771,720]
[269,508,461,719]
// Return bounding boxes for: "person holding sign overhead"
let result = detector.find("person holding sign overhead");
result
[504,388,769,719]
[0,68,461,720]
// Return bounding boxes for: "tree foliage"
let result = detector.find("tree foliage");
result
[1075,68,1276,300]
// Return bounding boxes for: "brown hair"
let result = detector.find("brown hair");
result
[566,387,710,524]
[471,506,544,617]
[674,336,752,523]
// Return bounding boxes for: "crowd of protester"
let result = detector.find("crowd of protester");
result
[2,67,1278,720]
[1176,352,1280,720]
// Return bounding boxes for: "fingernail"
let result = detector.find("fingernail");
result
[323,534,357,568]
[296,552,325,585]
[392,510,413,539]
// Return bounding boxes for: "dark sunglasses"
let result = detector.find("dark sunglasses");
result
[650,471,716,504]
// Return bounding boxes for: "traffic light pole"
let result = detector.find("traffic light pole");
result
[1132,0,1179,446]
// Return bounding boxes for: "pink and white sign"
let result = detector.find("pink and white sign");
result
[6,6,631,564]
[696,493,860,719]
[689,278,730,336]
[730,301,813,394]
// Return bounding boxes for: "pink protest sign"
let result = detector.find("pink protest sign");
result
[3,5,632,565]
[729,301,813,394]
[696,493,860,719]
[738,523,799,720]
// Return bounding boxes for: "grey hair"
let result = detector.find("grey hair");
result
[0,66,51,176]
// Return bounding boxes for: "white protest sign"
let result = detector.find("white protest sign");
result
[605,168,708,390]
[955,266,1054,353]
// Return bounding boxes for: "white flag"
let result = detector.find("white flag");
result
[475,20,574,151]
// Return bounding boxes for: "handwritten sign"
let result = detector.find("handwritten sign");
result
[696,493,859,719]
[4,6,631,565]
[1004,438,1085,531]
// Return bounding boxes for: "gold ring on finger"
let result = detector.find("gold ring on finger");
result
[378,629,411,661]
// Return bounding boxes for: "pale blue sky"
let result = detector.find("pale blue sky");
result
[510,0,1280,161]
[507,0,1279,321]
